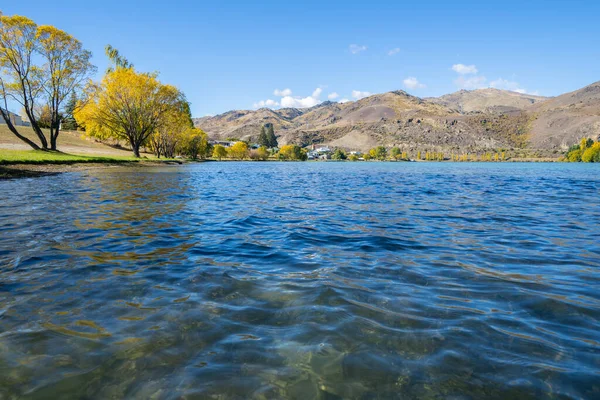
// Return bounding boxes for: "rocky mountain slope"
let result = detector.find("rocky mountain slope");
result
[426,88,547,113]
[194,82,600,155]
[528,81,600,148]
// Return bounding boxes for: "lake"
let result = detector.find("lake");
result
[1,162,599,399]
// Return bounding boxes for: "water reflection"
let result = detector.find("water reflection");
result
[0,162,599,399]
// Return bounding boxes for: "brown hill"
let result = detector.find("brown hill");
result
[427,88,547,113]
[194,82,600,155]
[528,81,600,149]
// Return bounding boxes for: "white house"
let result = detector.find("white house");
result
[0,108,29,127]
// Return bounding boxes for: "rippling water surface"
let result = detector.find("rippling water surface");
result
[1,162,599,399]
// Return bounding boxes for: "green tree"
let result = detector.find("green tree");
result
[332,149,347,160]
[580,137,594,151]
[258,125,269,147]
[104,44,133,72]
[62,92,78,130]
[266,124,278,148]
[369,146,387,160]
[390,147,401,160]
[348,154,359,161]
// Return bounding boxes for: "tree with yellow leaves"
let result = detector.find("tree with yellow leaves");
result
[278,144,307,161]
[179,128,210,160]
[212,144,228,160]
[75,47,182,157]
[227,141,249,160]
[149,97,194,158]
[37,25,95,149]
[0,14,94,150]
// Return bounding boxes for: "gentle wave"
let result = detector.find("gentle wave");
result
[0,162,599,399]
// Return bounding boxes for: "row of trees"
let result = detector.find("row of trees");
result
[210,142,305,161]
[328,147,511,162]
[0,14,95,150]
[565,138,600,162]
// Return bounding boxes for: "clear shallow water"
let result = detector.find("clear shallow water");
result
[0,162,599,399]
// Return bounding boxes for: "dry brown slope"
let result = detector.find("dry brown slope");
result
[528,81,600,149]
[0,125,137,156]
[193,83,600,154]
[427,88,547,113]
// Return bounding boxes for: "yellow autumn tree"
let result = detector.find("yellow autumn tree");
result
[179,128,210,160]
[278,144,307,161]
[227,141,249,160]
[212,144,228,160]
[36,25,95,149]
[0,15,94,150]
[75,63,182,157]
[149,101,193,158]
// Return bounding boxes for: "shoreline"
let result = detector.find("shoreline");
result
[0,160,184,180]
[0,158,574,180]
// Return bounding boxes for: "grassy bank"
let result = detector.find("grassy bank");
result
[0,149,140,165]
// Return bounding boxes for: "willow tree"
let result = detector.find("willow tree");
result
[75,50,183,157]
[0,14,94,150]
[149,104,190,158]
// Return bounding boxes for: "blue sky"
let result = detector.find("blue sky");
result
[4,0,600,117]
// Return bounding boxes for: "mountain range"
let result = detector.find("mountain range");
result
[193,81,600,155]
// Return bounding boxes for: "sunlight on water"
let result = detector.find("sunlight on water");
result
[0,162,599,399]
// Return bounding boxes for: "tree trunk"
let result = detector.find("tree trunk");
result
[0,111,40,150]
[23,106,48,150]
[50,116,60,151]
[132,142,141,158]
[50,132,58,151]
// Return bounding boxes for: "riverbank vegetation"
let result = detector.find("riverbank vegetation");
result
[563,138,600,162]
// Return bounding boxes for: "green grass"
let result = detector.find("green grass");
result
[0,149,141,165]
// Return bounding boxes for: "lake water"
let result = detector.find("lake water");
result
[1,162,599,399]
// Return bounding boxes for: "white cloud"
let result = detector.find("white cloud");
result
[453,74,534,94]
[452,64,478,75]
[403,77,426,90]
[352,90,372,100]
[255,87,325,109]
[279,87,324,108]
[388,48,400,56]
[339,98,350,103]
[328,92,340,100]
[489,78,526,93]
[454,75,487,90]
[274,88,292,97]
[349,44,367,54]
[280,95,320,108]
[253,99,280,108]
